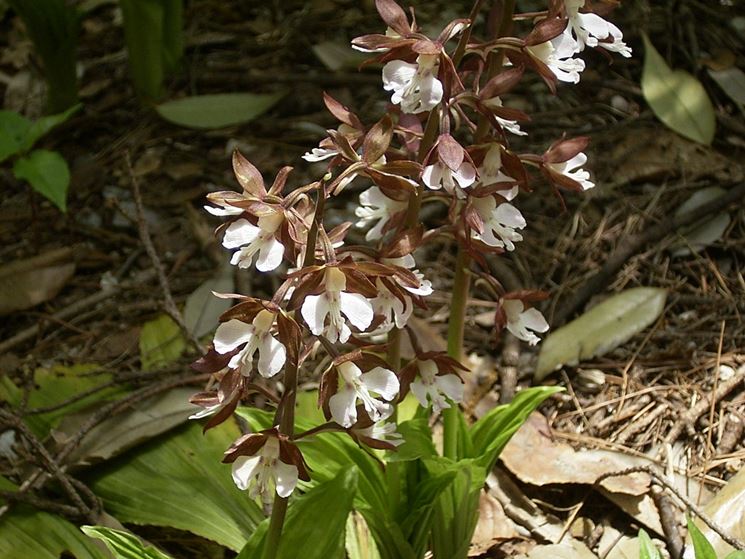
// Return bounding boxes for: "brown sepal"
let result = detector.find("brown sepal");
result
[233,150,267,198]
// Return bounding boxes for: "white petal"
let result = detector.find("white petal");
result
[258,336,286,377]
[410,380,430,408]
[435,374,464,404]
[494,203,527,228]
[214,319,253,354]
[339,292,374,331]
[329,387,359,427]
[382,60,417,90]
[231,455,261,490]
[301,294,329,336]
[274,462,298,498]
[453,162,476,188]
[204,204,243,216]
[361,367,399,401]
[256,237,285,272]
[422,163,443,190]
[521,308,549,333]
[223,219,260,249]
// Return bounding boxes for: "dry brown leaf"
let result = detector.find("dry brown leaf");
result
[501,413,652,495]
[469,490,520,556]
[516,538,599,559]
[0,248,75,315]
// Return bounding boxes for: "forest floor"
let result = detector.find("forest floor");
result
[1,0,744,558]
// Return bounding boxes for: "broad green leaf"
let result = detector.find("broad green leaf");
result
[385,418,436,463]
[294,389,326,424]
[641,34,716,145]
[0,363,119,439]
[535,288,667,381]
[346,513,382,559]
[638,529,663,559]
[237,408,415,559]
[0,110,31,161]
[61,387,199,466]
[725,553,745,559]
[22,104,81,151]
[670,187,731,257]
[183,262,233,338]
[12,149,70,212]
[156,92,284,129]
[239,468,359,559]
[81,526,173,559]
[0,477,108,559]
[86,421,264,551]
[138,314,186,370]
[709,67,745,106]
[470,386,562,470]
[687,517,717,559]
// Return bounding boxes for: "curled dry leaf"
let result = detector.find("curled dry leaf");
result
[0,247,75,315]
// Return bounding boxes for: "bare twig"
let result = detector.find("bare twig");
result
[125,152,203,353]
[651,484,684,559]
[554,182,745,324]
[596,466,745,551]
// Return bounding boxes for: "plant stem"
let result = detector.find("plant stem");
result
[443,245,471,459]
[263,181,327,559]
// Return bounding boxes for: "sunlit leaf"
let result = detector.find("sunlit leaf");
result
[86,422,264,552]
[535,288,667,381]
[13,149,70,212]
[641,34,716,144]
[81,526,173,559]
[346,512,382,559]
[138,314,186,370]
[0,477,108,559]
[638,529,663,559]
[687,517,717,559]
[156,92,284,129]
[709,67,745,106]
[239,468,359,559]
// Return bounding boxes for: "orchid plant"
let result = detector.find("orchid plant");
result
[190,1,630,557]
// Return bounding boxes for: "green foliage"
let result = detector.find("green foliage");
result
[0,105,79,212]
[7,0,79,113]
[120,0,183,101]
[81,526,174,559]
[239,468,358,559]
[139,314,187,370]
[638,529,663,559]
[0,477,108,559]
[155,92,285,129]
[688,518,718,559]
[87,422,264,552]
[641,34,716,145]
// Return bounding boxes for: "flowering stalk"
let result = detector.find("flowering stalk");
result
[190,0,631,554]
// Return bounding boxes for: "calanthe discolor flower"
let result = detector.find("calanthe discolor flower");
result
[527,34,585,84]
[231,436,298,502]
[564,0,632,57]
[502,299,549,346]
[471,197,526,251]
[213,310,286,378]
[547,152,594,191]
[383,54,443,114]
[222,213,285,272]
[329,361,399,427]
[355,186,407,241]
[410,359,464,413]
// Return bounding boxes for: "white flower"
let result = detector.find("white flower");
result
[502,299,549,346]
[204,200,244,216]
[222,213,285,272]
[482,97,527,137]
[564,0,631,57]
[213,310,286,378]
[478,144,519,201]
[302,147,338,162]
[527,33,585,84]
[383,54,443,114]
[329,361,399,427]
[548,152,594,190]
[355,186,407,241]
[422,160,476,199]
[410,359,463,413]
[471,196,526,251]
[232,437,298,502]
[381,255,433,297]
[301,267,374,343]
[370,278,413,332]
[354,421,404,447]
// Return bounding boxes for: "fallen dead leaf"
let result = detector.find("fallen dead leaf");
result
[469,490,520,556]
[0,247,76,315]
[516,538,599,559]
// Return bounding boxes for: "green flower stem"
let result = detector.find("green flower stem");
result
[263,181,327,559]
[443,245,471,459]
